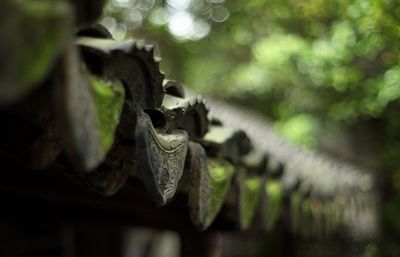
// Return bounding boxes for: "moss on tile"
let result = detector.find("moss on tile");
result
[88,73,125,154]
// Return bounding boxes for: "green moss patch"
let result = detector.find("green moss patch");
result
[88,73,125,154]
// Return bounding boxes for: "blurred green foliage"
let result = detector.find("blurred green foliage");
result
[103,0,400,251]
[103,0,400,149]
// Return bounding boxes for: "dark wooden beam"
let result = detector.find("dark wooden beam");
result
[0,158,237,233]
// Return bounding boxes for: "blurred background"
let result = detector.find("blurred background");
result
[97,0,400,256]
